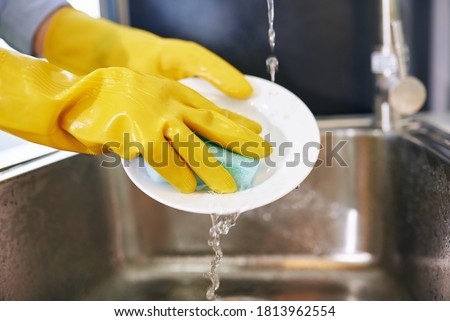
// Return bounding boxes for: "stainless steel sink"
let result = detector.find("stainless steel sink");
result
[0,115,449,300]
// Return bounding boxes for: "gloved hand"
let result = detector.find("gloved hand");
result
[0,49,271,193]
[42,7,252,99]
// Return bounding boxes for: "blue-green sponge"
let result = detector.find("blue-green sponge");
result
[144,140,260,191]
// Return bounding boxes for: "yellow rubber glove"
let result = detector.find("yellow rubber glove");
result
[42,7,253,99]
[0,49,271,193]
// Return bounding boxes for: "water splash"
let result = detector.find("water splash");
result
[205,213,240,300]
[266,55,279,83]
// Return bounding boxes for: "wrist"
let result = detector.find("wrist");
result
[33,6,70,56]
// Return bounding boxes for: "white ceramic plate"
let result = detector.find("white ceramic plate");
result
[122,75,320,214]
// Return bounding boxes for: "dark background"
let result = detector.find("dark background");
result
[128,0,431,115]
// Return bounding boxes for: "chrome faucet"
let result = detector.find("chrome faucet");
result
[371,0,427,131]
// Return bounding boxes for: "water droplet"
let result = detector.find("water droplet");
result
[262,212,272,221]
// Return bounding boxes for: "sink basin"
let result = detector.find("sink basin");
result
[0,116,449,300]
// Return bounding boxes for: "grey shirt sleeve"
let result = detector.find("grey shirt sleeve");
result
[0,0,69,55]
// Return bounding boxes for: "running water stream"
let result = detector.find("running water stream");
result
[205,213,240,300]
[204,1,277,299]
[266,0,279,82]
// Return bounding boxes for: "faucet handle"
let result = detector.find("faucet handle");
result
[388,76,427,115]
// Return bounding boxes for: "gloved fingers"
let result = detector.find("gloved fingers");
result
[142,136,197,193]
[183,109,272,159]
[183,43,253,99]
[193,63,253,100]
[224,110,262,134]
[173,82,262,133]
[164,121,237,194]
[101,128,197,193]
[158,40,253,99]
